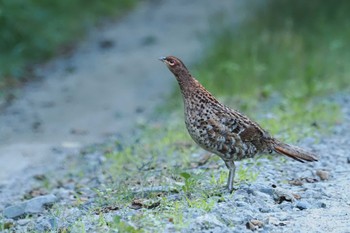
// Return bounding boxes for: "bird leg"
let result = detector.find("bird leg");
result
[224,160,236,193]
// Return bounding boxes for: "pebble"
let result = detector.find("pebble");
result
[279,202,294,211]
[317,202,327,208]
[246,219,264,230]
[295,201,311,210]
[17,219,31,226]
[35,217,53,232]
[255,185,274,196]
[194,214,224,228]
[267,217,287,226]
[259,206,272,213]
[316,170,330,181]
[273,187,296,203]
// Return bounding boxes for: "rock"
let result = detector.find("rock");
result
[48,217,59,229]
[3,194,57,219]
[347,157,350,164]
[17,219,31,226]
[99,39,115,49]
[288,179,304,186]
[301,177,318,183]
[267,217,287,226]
[236,201,248,207]
[35,217,53,232]
[316,170,329,181]
[279,202,294,211]
[246,219,264,230]
[25,194,57,213]
[317,202,327,208]
[273,187,297,204]
[295,201,311,210]
[195,214,224,229]
[258,206,272,213]
[256,185,274,196]
[3,204,26,219]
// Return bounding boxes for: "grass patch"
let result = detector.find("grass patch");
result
[195,0,350,98]
[79,120,228,231]
[0,0,136,88]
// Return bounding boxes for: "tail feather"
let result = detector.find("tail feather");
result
[273,140,318,163]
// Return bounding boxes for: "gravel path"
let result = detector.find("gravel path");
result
[1,93,349,232]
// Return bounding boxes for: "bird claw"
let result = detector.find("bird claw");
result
[227,186,238,194]
[215,185,237,194]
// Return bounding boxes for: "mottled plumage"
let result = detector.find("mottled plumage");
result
[160,56,318,192]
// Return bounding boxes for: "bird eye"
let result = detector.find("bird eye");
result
[168,59,175,66]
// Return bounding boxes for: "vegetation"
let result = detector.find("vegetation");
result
[0,0,136,88]
[196,0,350,98]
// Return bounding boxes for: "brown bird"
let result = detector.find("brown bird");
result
[160,55,318,192]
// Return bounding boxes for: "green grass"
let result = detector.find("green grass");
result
[195,0,350,98]
[0,0,136,88]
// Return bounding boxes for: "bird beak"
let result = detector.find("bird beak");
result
[158,57,166,62]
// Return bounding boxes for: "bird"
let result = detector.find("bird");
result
[159,55,318,192]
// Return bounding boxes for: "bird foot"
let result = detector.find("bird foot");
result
[216,185,237,194]
[227,186,238,194]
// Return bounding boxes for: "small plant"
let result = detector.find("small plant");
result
[163,200,189,230]
[70,219,87,233]
[237,164,259,183]
[108,216,142,233]
[186,196,216,212]
[179,172,197,193]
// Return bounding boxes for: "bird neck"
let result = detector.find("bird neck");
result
[176,74,219,108]
[175,72,197,97]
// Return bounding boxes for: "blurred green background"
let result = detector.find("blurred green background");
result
[195,0,350,100]
[1,0,349,98]
[0,0,349,118]
[0,0,135,89]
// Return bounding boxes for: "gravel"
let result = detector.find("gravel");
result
[2,94,349,232]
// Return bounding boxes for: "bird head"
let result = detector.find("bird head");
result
[159,56,189,76]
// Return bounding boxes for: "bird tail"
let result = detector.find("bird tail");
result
[272,139,318,163]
